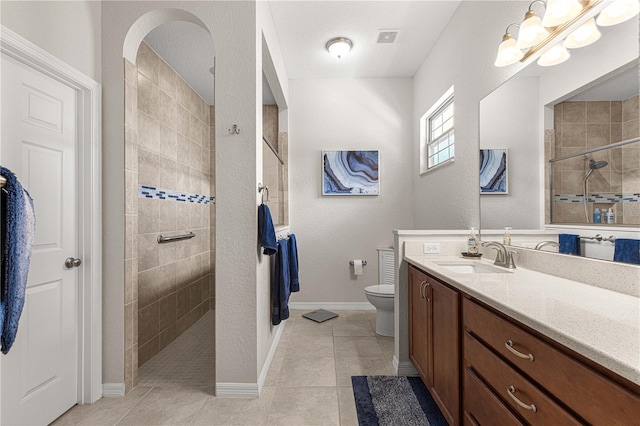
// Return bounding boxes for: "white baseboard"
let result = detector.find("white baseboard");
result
[257,321,286,393]
[288,302,375,310]
[215,382,260,398]
[102,383,125,398]
[394,359,419,377]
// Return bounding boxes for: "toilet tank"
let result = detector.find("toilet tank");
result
[377,248,395,286]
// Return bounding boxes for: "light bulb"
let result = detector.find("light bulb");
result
[564,18,601,48]
[495,33,524,67]
[537,44,571,66]
[542,0,583,27]
[517,11,550,49]
[596,0,639,26]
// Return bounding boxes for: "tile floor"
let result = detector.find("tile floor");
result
[53,309,395,425]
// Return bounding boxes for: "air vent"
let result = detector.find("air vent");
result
[377,30,399,44]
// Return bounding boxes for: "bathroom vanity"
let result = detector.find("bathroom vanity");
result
[406,258,640,426]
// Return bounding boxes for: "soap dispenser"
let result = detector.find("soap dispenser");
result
[468,228,479,254]
[503,227,512,245]
[593,208,601,224]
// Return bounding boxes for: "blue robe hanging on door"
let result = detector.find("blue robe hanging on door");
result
[0,166,35,354]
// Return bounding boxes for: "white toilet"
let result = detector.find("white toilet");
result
[365,248,395,337]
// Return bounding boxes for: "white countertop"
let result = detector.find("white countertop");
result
[404,254,640,386]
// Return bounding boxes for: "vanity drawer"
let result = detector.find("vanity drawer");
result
[464,331,581,425]
[463,298,640,425]
[463,367,523,426]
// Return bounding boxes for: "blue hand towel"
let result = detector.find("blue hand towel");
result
[0,166,35,354]
[288,234,300,292]
[272,238,290,325]
[613,238,640,265]
[258,204,277,256]
[559,234,581,256]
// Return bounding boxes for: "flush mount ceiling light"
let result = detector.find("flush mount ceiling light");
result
[596,0,640,26]
[326,37,353,59]
[516,1,550,49]
[494,0,638,68]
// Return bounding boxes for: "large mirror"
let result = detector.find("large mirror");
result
[480,16,639,262]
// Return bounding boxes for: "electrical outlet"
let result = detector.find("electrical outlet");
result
[423,243,440,254]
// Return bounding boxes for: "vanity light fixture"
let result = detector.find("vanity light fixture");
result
[596,0,639,26]
[563,17,601,48]
[326,37,353,59]
[494,24,524,67]
[494,0,638,68]
[516,1,550,49]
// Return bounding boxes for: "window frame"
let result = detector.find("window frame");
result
[420,86,455,175]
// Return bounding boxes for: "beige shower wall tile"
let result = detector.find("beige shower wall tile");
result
[125,82,137,129]
[138,198,159,234]
[125,302,134,349]
[158,124,177,162]
[158,58,176,100]
[561,123,587,148]
[138,149,161,187]
[138,233,159,272]
[563,101,587,123]
[623,203,640,225]
[138,301,159,345]
[177,105,190,139]
[125,126,138,172]
[137,72,157,119]
[136,42,158,84]
[125,170,138,215]
[623,118,639,140]
[157,157,176,190]
[586,123,611,148]
[157,90,177,131]
[125,215,138,260]
[586,101,611,124]
[138,111,159,154]
[611,101,623,123]
[124,59,137,85]
[622,94,639,122]
[622,146,640,170]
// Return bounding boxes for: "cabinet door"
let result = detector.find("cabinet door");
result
[409,266,432,385]
[430,278,461,425]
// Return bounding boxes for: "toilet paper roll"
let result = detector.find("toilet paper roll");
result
[353,259,363,275]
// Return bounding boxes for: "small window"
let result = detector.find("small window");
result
[420,86,455,174]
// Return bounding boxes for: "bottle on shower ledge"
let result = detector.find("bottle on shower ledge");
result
[607,208,615,224]
[593,208,601,224]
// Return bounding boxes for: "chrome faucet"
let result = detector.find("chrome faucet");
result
[481,241,517,269]
[535,241,559,251]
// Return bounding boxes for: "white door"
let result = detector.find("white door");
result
[1,52,79,425]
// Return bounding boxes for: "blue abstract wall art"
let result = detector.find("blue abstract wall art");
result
[322,150,379,196]
[480,149,508,194]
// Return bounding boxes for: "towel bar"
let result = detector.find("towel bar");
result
[0,175,6,188]
[157,232,195,243]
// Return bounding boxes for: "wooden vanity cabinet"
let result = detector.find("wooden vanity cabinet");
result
[409,265,460,425]
[463,297,640,425]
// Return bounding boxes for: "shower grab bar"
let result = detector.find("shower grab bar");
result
[157,232,195,244]
[579,234,616,243]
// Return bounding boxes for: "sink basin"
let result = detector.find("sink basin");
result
[436,262,508,274]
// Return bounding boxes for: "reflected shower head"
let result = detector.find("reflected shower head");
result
[584,158,608,180]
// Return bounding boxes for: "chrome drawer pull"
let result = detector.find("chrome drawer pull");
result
[507,386,537,413]
[505,340,534,361]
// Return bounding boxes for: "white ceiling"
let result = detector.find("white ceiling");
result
[144,1,461,104]
[269,1,461,79]
[144,21,216,104]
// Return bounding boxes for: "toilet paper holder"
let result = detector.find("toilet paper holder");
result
[349,260,367,266]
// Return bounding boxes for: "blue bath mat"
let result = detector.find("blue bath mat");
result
[352,376,447,426]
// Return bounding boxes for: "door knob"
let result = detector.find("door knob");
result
[64,257,82,269]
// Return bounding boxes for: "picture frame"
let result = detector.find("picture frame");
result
[322,150,380,196]
[480,148,508,194]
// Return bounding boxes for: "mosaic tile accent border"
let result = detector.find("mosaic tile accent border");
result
[554,193,640,203]
[138,185,215,205]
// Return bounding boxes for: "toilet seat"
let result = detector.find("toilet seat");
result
[364,284,395,298]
